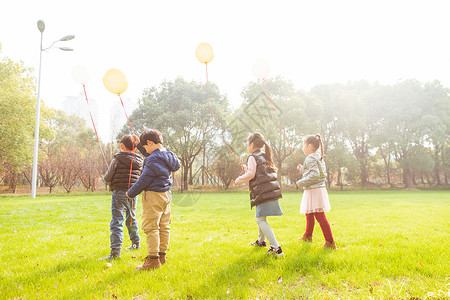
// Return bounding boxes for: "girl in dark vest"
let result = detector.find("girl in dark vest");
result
[235,133,284,257]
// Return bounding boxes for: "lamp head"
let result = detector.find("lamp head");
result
[37,20,45,33]
[59,47,74,51]
[59,35,75,41]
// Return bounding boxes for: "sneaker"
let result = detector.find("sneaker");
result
[136,255,161,270]
[267,246,284,257]
[101,249,121,260]
[126,244,140,251]
[299,234,313,242]
[323,241,337,249]
[251,240,267,247]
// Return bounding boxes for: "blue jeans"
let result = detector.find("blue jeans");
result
[110,190,140,250]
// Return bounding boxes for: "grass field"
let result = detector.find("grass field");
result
[0,190,449,299]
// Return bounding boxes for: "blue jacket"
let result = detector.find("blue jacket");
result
[127,145,180,198]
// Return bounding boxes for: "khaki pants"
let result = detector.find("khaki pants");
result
[141,190,171,256]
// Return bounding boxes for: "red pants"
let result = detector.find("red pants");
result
[304,212,334,242]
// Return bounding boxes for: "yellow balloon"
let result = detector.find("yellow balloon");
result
[195,42,214,64]
[103,68,128,94]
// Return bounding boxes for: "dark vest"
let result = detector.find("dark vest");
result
[248,151,282,208]
[110,152,143,191]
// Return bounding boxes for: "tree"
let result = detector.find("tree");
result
[283,149,305,188]
[38,147,59,193]
[42,110,102,193]
[58,147,83,193]
[421,81,450,185]
[122,77,230,190]
[0,53,54,192]
[237,77,306,183]
[79,148,102,192]
[325,143,355,189]
[342,81,379,187]
[380,80,429,189]
[211,147,243,190]
[309,83,354,186]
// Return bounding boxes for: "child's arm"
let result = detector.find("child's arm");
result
[296,157,320,187]
[234,156,257,184]
[132,134,150,157]
[136,143,150,157]
[102,158,118,183]
[126,157,156,198]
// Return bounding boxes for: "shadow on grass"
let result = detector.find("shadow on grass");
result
[9,252,145,299]
[191,242,334,298]
[10,244,335,299]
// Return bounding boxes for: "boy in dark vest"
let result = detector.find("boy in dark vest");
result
[102,135,144,260]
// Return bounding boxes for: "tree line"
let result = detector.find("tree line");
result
[1,52,449,193]
[120,77,449,191]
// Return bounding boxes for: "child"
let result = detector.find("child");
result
[126,129,180,270]
[235,133,284,257]
[102,135,144,260]
[296,134,336,249]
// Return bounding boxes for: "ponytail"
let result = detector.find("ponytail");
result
[264,141,277,172]
[304,134,326,161]
[316,134,325,161]
[247,133,277,172]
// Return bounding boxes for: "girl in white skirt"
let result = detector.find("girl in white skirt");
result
[296,134,336,249]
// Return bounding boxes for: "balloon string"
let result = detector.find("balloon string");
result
[205,63,243,169]
[262,79,300,164]
[117,93,136,226]
[128,141,135,226]
[118,94,135,135]
[82,85,109,169]
[128,142,134,190]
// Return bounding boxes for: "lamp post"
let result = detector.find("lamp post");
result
[31,20,75,198]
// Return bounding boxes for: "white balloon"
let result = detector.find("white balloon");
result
[72,65,91,85]
[252,59,270,79]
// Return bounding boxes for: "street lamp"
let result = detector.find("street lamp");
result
[31,20,75,198]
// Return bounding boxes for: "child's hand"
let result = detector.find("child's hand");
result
[241,164,247,172]
[297,164,302,172]
[131,134,140,145]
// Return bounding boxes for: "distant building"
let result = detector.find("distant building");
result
[61,93,138,143]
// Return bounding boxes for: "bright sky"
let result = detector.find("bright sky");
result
[1,0,449,140]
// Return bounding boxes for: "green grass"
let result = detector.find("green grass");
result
[0,190,449,299]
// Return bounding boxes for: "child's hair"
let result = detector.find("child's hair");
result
[247,133,277,172]
[304,134,325,161]
[140,129,163,146]
[120,135,135,151]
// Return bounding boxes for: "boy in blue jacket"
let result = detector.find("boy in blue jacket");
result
[126,129,180,270]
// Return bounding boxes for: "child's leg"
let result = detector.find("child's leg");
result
[256,217,279,248]
[158,191,172,255]
[110,191,126,252]
[314,212,334,242]
[125,196,140,246]
[141,191,164,257]
[304,213,315,237]
[258,225,266,243]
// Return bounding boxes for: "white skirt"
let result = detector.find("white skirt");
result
[300,187,331,214]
